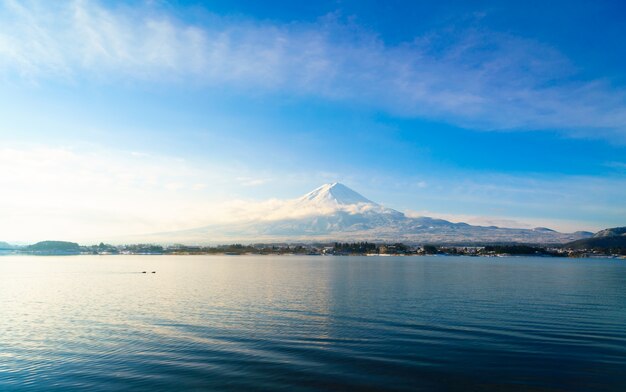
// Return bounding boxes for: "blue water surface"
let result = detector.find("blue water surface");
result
[1,255,625,391]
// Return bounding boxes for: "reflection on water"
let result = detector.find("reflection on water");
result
[1,255,625,391]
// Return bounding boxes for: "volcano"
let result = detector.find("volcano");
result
[142,183,592,244]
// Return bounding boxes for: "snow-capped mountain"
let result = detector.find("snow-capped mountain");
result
[146,183,592,244]
[290,182,402,217]
[297,182,374,206]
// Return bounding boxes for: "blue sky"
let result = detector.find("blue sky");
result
[1,0,626,241]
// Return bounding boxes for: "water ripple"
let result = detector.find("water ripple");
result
[1,255,625,391]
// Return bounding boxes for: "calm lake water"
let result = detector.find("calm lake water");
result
[1,255,625,391]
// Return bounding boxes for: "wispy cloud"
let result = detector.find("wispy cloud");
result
[236,176,271,187]
[0,145,234,241]
[1,1,626,140]
[216,196,391,224]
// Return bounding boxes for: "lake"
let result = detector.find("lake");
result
[1,255,625,391]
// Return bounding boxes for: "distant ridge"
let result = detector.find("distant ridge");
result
[567,227,626,249]
[139,183,594,245]
[592,227,626,238]
[25,241,81,254]
[533,227,556,233]
[0,241,15,249]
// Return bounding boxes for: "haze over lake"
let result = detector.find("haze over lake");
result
[1,255,625,391]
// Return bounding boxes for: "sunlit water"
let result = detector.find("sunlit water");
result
[1,255,625,391]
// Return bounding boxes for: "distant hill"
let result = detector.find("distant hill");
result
[25,241,81,254]
[592,227,626,238]
[0,241,15,249]
[566,227,626,250]
[532,227,556,233]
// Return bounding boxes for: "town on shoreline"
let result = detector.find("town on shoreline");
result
[1,240,625,258]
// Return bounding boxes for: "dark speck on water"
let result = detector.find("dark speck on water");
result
[1,255,625,391]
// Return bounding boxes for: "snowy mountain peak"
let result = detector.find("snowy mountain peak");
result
[145,183,592,245]
[298,183,375,206]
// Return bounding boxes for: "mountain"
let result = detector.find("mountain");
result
[25,241,81,254]
[142,183,593,245]
[297,182,374,205]
[532,227,556,233]
[566,227,626,250]
[592,227,626,238]
[0,241,15,249]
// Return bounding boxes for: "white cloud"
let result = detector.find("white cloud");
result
[216,197,389,224]
[0,144,350,242]
[1,1,626,139]
[0,145,233,242]
[236,176,271,187]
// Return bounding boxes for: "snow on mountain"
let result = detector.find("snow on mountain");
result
[532,227,555,232]
[141,183,593,244]
[291,182,401,217]
[592,227,626,238]
[297,182,374,206]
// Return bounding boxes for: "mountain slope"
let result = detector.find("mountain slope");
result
[592,227,626,238]
[0,241,15,249]
[141,183,593,245]
[566,227,626,249]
